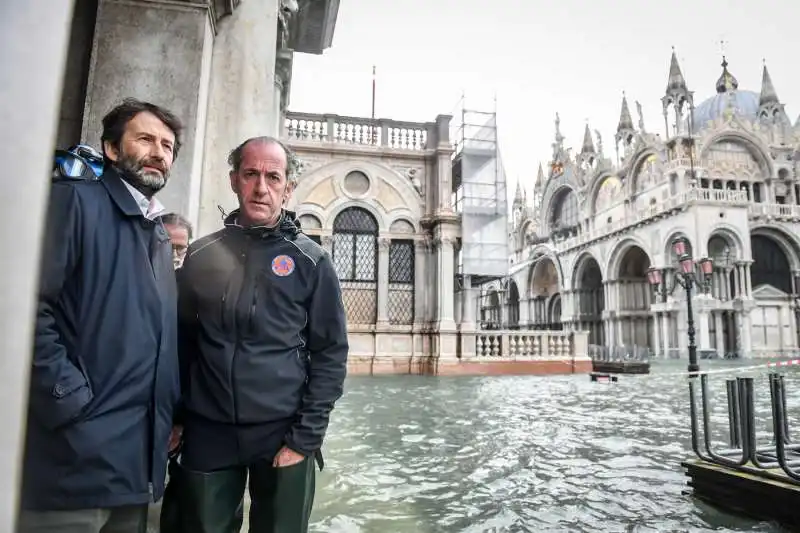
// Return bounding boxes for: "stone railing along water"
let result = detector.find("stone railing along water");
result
[475,330,587,359]
[284,112,429,150]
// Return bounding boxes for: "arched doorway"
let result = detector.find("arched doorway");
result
[529,257,561,329]
[750,235,792,293]
[749,233,795,353]
[506,280,520,329]
[615,245,652,353]
[574,255,604,346]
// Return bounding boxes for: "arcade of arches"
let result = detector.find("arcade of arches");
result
[489,228,800,358]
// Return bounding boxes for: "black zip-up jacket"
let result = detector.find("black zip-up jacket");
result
[176,210,348,457]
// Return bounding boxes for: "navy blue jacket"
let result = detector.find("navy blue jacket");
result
[21,169,181,510]
[177,211,348,458]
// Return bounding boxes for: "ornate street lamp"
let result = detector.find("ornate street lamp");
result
[647,237,714,376]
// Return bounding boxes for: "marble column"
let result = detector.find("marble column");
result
[661,313,671,358]
[698,311,711,350]
[82,0,214,228]
[320,234,333,256]
[744,262,753,297]
[715,313,725,356]
[741,311,753,356]
[652,313,661,357]
[435,236,456,330]
[413,239,426,327]
[0,0,76,525]
[199,0,281,236]
[376,237,390,325]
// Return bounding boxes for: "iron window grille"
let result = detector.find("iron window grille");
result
[332,207,378,324]
[388,240,414,325]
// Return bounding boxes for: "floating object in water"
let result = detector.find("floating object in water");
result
[590,372,618,383]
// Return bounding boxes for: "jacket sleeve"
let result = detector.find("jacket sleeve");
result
[175,250,200,425]
[31,183,94,430]
[285,253,349,455]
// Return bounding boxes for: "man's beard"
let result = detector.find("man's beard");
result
[114,153,169,197]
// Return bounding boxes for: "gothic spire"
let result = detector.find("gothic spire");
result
[617,94,634,132]
[581,123,595,154]
[535,163,544,188]
[513,180,524,206]
[666,49,687,94]
[759,61,779,106]
[715,56,739,93]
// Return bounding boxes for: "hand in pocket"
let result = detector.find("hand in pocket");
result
[273,445,305,468]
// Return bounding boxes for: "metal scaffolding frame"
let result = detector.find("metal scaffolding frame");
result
[451,97,509,285]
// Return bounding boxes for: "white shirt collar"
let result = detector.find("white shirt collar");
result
[121,179,166,220]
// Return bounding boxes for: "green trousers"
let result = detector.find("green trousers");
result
[160,457,316,533]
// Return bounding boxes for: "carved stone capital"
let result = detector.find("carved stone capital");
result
[378,237,392,252]
[320,234,333,248]
[414,239,427,254]
[434,235,456,248]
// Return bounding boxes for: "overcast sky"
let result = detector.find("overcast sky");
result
[289,0,800,203]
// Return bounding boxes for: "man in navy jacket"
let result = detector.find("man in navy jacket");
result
[18,98,183,533]
[174,137,349,532]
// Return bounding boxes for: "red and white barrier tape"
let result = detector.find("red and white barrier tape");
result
[622,358,800,379]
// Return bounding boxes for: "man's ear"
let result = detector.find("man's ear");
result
[229,171,239,194]
[103,140,119,162]
[282,181,296,205]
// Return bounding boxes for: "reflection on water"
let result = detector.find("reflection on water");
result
[310,360,799,533]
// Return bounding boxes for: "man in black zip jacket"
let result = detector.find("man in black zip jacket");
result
[173,136,348,532]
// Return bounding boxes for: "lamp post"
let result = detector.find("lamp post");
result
[647,237,715,376]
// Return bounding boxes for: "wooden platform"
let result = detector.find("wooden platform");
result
[591,360,650,374]
[683,459,800,528]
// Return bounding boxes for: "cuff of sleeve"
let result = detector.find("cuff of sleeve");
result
[284,434,315,457]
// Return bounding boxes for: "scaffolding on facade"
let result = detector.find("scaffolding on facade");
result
[451,96,509,286]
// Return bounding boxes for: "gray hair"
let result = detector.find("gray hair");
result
[226,136,300,184]
[161,212,194,240]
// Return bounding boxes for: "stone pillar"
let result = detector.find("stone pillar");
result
[741,310,753,357]
[434,236,456,330]
[425,238,436,327]
[744,262,753,297]
[733,264,741,297]
[273,49,293,135]
[661,313,671,357]
[198,0,281,236]
[320,234,333,255]
[652,313,661,357]
[82,0,214,228]
[0,0,76,526]
[413,239,426,326]
[376,237,391,325]
[715,312,725,356]
[432,115,454,214]
[698,309,710,350]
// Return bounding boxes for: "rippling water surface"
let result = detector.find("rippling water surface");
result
[309,360,799,533]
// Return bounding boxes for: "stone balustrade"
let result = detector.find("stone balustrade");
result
[748,203,800,220]
[475,330,587,359]
[284,112,430,150]
[553,188,749,253]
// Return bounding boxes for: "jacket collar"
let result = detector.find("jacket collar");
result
[223,209,300,236]
[102,167,151,218]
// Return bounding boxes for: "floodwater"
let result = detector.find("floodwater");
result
[309,360,800,533]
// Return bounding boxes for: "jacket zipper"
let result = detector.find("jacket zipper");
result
[248,279,258,333]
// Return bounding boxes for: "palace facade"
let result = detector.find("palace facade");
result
[499,51,800,360]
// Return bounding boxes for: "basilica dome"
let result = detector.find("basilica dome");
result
[692,89,760,130]
[691,57,760,130]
